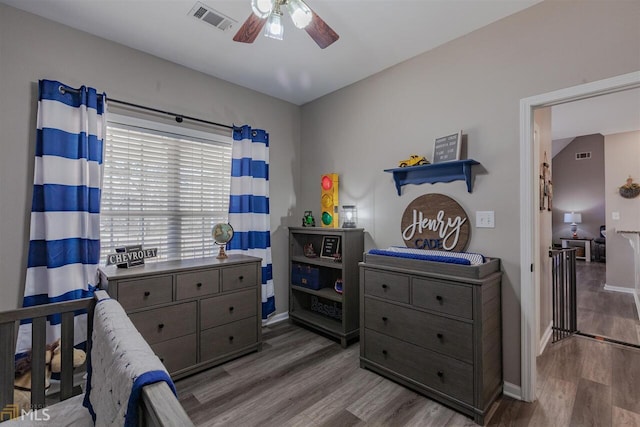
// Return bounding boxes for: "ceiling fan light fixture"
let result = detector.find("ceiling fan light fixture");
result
[264,10,284,40]
[251,0,274,18]
[286,0,312,29]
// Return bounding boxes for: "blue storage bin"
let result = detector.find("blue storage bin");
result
[291,263,322,290]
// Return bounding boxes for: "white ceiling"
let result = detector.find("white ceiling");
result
[552,88,640,140]
[1,0,541,105]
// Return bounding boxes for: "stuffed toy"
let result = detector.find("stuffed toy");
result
[12,339,86,416]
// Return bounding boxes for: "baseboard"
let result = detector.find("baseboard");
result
[262,311,289,326]
[603,284,635,294]
[539,321,553,355]
[503,382,522,400]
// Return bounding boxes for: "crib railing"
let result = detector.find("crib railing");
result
[0,297,94,420]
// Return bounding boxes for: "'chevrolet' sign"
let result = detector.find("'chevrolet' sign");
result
[105,246,158,268]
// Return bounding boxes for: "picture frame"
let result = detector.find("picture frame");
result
[320,236,341,259]
[432,130,462,163]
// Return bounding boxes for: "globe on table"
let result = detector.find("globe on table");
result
[212,223,234,259]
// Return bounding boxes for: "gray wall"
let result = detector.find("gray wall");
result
[551,134,606,244]
[535,108,553,348]
[0,4,300,314]
[605,131,640,290]
[299,1,640,387]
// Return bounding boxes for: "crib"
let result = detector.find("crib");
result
[0,291,193,425]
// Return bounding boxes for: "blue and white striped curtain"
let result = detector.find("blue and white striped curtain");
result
[227,125,275,319]
[16,80,106,354]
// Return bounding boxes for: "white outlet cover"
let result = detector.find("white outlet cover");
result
[612,211,620,220]
[476,211,495,228]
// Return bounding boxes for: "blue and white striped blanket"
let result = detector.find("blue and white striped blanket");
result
[368,246,485,265]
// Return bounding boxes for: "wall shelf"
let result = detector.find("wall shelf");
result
[384,159,480,195]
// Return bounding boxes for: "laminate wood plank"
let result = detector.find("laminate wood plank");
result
[316,409,365,427]
[568,378,612,427]
[401,399,458,427]
[351,386,426,426]
[192,337,338,406]
[612,406,640,426]
[286,365,384,425]
[579,339,611,386]
[199,346,359,426]
[610,316,640,345]
[539,338,584,384]
[486,396,539,427]
[611,346,640,414]
[527,377,577,427]
[345,379,412,422]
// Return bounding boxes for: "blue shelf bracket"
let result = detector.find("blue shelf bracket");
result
[384,159,480,196]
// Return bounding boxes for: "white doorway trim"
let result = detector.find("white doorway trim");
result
[519,71,640,402]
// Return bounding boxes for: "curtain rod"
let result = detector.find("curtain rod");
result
[58,85,234,130]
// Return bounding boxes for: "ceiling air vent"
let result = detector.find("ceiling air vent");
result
[575,152,592,160]
[189,2,236,32]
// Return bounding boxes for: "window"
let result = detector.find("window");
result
[100,115,232,263]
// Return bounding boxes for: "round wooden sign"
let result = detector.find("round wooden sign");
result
[400,194,470,252]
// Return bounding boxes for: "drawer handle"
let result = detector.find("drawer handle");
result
[382,350,388,356]
[229,306,235,312]
[437,333,443,339]
[381,316,388,322]
[437,371,444,378]
[144,291,151,297]
[229,336,234,342]
[381,284,388,289]
[158,323,165,329]
[238,275,244,281]
[196,282,203,288]
[436,295,443,303]
[160,357,164,363]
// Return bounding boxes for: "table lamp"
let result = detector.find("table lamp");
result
[564,212,582,238]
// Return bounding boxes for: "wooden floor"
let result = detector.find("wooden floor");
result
[175,320,640,426]
[576,261,640,345]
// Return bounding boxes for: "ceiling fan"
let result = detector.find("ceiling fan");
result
[233,0,339,49]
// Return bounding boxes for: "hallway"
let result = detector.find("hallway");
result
[576,261,640,346]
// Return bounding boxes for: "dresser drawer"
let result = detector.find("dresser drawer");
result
[151,334,197,374]
[222,265,258,292]
[364,329,473,405]
[117,275,173,311]
[129,302,196,345]
[364,297,473,362]
[363,269,409,303]
[176,269,220,300]
[200,289,257,329]
[412,278,473,319]
[200,317,258,361]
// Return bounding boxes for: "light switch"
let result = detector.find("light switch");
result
[476,211,495,228]
[612,211,620,220]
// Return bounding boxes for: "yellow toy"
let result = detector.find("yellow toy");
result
[12,339,86,416]
[398,155,429,167]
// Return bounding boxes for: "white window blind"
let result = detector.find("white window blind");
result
[100,115,232,263]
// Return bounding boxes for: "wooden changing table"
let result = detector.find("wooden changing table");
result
[359,253,502,425]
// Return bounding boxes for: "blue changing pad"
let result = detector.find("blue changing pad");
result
[368,247,485,266]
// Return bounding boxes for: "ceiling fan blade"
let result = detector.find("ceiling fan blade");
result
[305,10,339,49]
[233,13,267,44]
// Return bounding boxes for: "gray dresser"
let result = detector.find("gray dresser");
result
[359,253,502,425]
[98,255,262,380]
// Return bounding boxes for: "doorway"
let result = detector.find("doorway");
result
[519,71,640,402]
